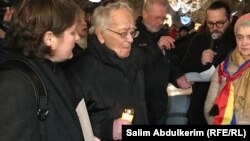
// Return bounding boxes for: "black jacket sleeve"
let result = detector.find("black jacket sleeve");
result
[132,43,162,69]
[181,34,211,73]
[164,49,184,87]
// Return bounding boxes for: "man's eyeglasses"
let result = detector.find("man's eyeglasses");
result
[106,28,139,39]
[206,19,228,28]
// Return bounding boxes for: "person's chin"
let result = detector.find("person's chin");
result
[119,52,130,59]
[151,28,160,33]
[68,53,74,59]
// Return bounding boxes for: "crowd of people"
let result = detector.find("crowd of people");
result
[0,0,249,140]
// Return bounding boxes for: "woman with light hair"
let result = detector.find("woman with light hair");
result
[204,13,250,125]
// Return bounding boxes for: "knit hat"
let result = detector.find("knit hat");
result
[234,13,250,34]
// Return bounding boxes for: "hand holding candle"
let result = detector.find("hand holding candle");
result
[121,108,134,122]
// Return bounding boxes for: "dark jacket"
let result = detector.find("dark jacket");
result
[173,31,197,62]
[133,17,183,123]
[73,43,86,57]
[66,34,156,140]
[0,53,84,141]
[181,27,236,124]
[0,38,9,64]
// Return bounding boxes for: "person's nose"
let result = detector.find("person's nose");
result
[242,37,249,46]
[126,34,133,43]
[83,20,87,27]
[212,25,219,30]
[75,33,80,41]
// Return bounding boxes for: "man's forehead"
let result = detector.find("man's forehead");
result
[108,15,135,29]
[149,6,167,16]
[206,9,227,19]
[207,14,227,22]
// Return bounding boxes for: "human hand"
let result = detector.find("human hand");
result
[157,36,175,50]
[176,75,192,89]
[113,118,131,140]
[3,7,14,22]
[201,49,217,65]
[94,136,101,141]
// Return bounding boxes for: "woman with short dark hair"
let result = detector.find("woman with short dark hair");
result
[0,0,88,140]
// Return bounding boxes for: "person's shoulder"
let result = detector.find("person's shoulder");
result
[66,51,98,77]
[192,31,206,39]
[0,68,35,96]
[188,31,208,45]
[0,64,31,79]
[70,50,94,66]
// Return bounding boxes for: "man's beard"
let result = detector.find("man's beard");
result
[144,22,161,33]
[210,25,231,39]
[210,31,222,38]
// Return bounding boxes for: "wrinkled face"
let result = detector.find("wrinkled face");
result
[50,23,79,62]
[206,8,230,38]
[142,3,167,32]
[236,26,250,58]
[99,8,136,58]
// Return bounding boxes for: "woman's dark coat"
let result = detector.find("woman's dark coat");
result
[0,54,84,141]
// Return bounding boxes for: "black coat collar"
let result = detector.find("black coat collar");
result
[87,34,136,76]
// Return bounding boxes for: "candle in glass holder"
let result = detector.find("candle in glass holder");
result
[121,108,134,122]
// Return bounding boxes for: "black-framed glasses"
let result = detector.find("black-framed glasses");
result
[206,19,228,28]
[106,28,139,39]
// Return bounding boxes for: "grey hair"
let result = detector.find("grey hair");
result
[235,21,250,34]
[143,0,167,11]
[89,1,134,34]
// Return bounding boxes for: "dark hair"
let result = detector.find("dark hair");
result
[143,0,167,12]
[207,1,231,19]
[5,0,79,59]
[0,0,19,8]
[179,26,189,32]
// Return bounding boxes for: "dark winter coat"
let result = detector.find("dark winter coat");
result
[0,53,84,141]
[173,31,197,62]
[133,17,183,123]
[0,38,9,64]
[65,34,160,140]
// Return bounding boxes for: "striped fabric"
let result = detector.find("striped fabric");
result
[213,56,250,125]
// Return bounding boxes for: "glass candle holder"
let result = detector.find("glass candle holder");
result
[121,108,134,122]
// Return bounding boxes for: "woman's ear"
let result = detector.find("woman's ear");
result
[95,28,105,44]
[43,31,55,49]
